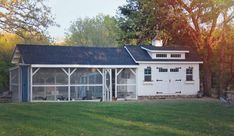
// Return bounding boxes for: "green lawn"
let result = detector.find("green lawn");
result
[0,99,233,136]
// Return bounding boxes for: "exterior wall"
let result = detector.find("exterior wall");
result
[137,63,200,96]
[9,65,30,102]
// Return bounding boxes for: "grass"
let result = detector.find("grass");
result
[0,99,233,136]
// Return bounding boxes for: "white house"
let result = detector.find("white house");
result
[10,41,202,102]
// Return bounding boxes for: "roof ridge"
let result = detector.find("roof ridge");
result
[16,44,123,49]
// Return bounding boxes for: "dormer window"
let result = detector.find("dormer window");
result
[156,54,167,58]
[171,54,181,58]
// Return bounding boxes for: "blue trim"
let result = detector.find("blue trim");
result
[21,66,29,102]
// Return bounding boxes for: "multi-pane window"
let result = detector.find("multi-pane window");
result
[144,67,152,81]
[170,68,179,72]
[171,54,181,58]
[186,67,193,81]
[159,68,168,72]
[156,54,167,58]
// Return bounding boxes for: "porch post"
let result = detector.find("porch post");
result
[115,69,117,98]
[68,68,71,101]
[110,69,112,101]
[30,66,33,102]
[9,69,12,93]
[102,69,105,101]
[135,68,138,100]
[18,67,21,101]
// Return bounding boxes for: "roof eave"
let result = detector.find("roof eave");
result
[140,46,190,53]
[135,61,203,64]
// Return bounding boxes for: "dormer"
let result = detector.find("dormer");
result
[140,46,189,60]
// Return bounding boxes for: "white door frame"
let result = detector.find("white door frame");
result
[103,69,112,101]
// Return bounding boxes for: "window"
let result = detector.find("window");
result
[170,68,179,72]
[171,54,181,58]
[156,54,167,58]
[144,67,152,81]
[159,68,168,72]
[186,67,193,81]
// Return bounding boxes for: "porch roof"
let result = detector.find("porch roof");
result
[16,44,137,65]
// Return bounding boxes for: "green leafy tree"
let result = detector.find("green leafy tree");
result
[118,0,180,45]
[0,32,51,92]
[0,60,9,92]
[65,14,122,47]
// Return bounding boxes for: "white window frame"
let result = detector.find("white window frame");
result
[186,67,193,81]
[156,54,167,58]
[144,67,152,81]
[170,54,181,58]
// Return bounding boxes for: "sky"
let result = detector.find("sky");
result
[47,0,127,41]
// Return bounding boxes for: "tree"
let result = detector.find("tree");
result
[118,0,234,96]
[216,26,234,94]
[0,0,56,39]
[0,33,20,92]
[118,0,184,45]
[0,0,55,92]
[173,0,234,96]
[0,60,9,92]
[0,32,51,92]
[65,14,122,47]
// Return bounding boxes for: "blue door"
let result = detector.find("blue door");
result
[21,66,28,102]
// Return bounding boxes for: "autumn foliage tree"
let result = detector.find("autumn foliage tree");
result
[0,0,56,39]
[118,0,234,96]
[173,0,234,96]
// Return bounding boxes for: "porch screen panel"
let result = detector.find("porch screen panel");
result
[70,68,102,85]
[33,68,68,85]
[70,86,102,100]
[32,68,68,101]
[32,87,68,101]
[117,69,136,99]
[70,68,103,100]
[10,68,20,101]
[117,86,136,99]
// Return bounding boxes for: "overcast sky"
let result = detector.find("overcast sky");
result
[47,0,126,41]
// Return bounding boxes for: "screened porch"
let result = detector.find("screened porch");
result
[30,67,137,102]
[9,67,21,101]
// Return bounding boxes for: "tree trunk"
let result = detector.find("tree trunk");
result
[203,59,212,96]
[203,39,212,96]
[226,51,234,89]
[218,46,225,97]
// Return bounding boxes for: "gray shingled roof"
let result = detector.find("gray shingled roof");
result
[15,44,202,65]
[125,45,202,62]
[16,44,137,65]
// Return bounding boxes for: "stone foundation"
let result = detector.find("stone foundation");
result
[138,95,197,100]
